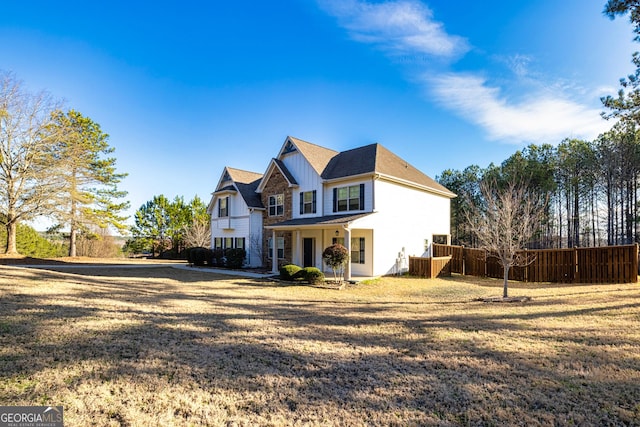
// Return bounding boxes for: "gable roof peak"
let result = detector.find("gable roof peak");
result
[213,166,264,209]
[224,166,263,185]
[279,136,339,175]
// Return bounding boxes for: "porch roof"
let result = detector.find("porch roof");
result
[264,212,374,230]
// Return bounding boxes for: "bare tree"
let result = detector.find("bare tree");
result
[249,233,263,266]
[76,226,122,258]
[0,71,61,254]
[467,179,547,298]
[183,218,211,248]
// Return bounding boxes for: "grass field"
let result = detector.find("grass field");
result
[1,262,639,426]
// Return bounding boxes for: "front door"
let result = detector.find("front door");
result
[303,238,314,267]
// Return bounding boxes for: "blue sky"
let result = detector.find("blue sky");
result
[0,0,636,229]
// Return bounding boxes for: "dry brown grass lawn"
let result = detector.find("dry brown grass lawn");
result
[1,262,639,426]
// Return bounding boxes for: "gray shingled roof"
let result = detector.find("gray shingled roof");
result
[321,143,455,197]
[288,136,339,176]
[273,159,298,186]
[224,167,264,209]
[265,212,374,229]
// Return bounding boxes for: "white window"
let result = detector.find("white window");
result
[269,194,284,216]
[334,184,363,212]
[218,197,229,217]
[235,238,245,249]
[300,190,316,214]
[333,237,365,264]
[268,237,285,259]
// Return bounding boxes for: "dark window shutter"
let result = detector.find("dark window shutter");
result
[312,190,317,213]
[359,184,365,210]
[333,188,337,212]
[299,192,303,215]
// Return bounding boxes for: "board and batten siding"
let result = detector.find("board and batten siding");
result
[322,179,373,215]
[280,150,325,219]
[209,187,265,267]
[210,189,251,230]
[246,211,263,267]
[369,178,451,276]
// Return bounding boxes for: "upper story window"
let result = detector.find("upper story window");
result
[299,190,317,214]
[269,194,284,216]
[218,196,229,217]
[333,184,364,212]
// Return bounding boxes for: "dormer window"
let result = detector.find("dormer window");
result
[218,197,229,217]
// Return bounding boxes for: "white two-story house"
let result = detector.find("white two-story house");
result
[207,167,264,267]
[208,136,455,279]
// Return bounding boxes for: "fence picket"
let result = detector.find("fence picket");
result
[424,244,639,284]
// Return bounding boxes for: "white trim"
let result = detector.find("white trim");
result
[256,159,299,193]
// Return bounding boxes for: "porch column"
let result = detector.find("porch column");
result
[271,230,278,274]
[295,230,301,266]
[343,227,351,281]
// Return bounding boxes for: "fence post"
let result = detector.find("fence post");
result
[524,248,528,282]
[483,248,487,277]
[635,244,639,283]
[573,246,578,284]
[461,245,465,276]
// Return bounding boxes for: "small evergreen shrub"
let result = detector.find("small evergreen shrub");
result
[211,249,225,266]
[186,247,209,266]
[280,264,302,281]
[224,248,246,269]
[300,267,324,284]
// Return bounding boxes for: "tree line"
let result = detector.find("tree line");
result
[0,71,129,255]
[125,194,210,257]
[439,1,640,250]
[438,123,640,248]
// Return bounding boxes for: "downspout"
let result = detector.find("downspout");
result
[372,173,381,211]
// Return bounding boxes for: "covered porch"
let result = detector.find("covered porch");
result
[265,213,374,281]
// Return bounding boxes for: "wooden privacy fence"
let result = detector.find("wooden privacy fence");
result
[429,243,638,284]
[408,256,452,279]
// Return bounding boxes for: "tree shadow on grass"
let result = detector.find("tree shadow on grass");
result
[1,268,639,425]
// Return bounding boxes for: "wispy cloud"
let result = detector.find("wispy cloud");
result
[429,73,610,143]
[319,0,468,58]
[320,0,609,145]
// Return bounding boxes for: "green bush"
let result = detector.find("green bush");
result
[224,248,246,269]
[13,224,67,257]
[300,267,324,284]
[323,243,349,282]
[280,264,302,281]
[211,249,225,266]
[186,247,210,266]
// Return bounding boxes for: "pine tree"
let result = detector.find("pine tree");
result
[48,109,129,256]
